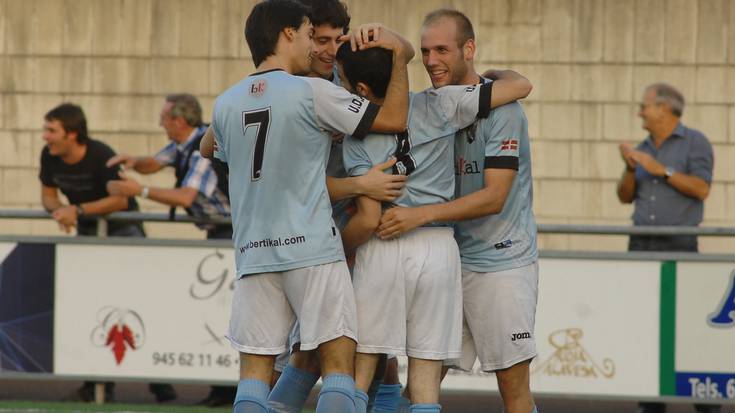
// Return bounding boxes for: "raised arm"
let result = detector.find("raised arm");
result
[346,24,413,133]
[482,69,533,108]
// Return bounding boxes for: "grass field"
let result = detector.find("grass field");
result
[0,401,316,413]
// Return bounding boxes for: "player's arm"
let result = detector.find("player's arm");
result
[326,158,406,202]
[482,69,533,107]
[347,24,412,133]
[341,195,382,254]
[106,154,164,174]
[199,125,216,159]
[378,169,516,239]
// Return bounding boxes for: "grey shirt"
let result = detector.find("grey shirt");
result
[632,122,713,227]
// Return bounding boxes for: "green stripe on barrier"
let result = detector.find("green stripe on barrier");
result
[660,261,677,396]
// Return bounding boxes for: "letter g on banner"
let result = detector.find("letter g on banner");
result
[708,269,735,328]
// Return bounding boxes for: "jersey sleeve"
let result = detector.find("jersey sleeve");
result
[39,148,56,187]
[154,142,178,166]
[306,78,380,140]
[96,143,123,184]
[687,133,714,183]
[342,136,374,177]
[483,102,526,170]
[212,99,228,162]
[437,81,492,130]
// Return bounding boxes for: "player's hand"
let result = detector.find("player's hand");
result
[340,24,414,62]
[377,206,429,239]
[106,154,135,169]
[51,205,78,230]
[359,158,407,202]
[619,142,637,171]
[107,172,143,197]
[628,150,665,176]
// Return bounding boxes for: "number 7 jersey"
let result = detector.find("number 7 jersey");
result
[212,69,379,277]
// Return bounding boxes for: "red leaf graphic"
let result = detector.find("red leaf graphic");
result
[106,325,128,365]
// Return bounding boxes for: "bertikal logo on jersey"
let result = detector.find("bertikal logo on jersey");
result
[90,307,147,365]
[249,79,267,97]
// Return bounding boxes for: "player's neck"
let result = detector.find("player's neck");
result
[256,54,293,75]
[458,71,482,86]
[61,142,87,165]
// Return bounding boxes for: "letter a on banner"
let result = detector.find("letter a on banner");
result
[708,269,735,328]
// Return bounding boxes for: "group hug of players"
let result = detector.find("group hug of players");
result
[199,1,539,413]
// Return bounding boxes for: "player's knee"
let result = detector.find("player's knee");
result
[291,350,321,375]
[496,361,531,399]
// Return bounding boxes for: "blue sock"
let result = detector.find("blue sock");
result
[268,364,319,413]
[396,396,411,413]
[355,389,369,413]
[409,403,441,413]
[366,379,382,412]
[233,379,270,413]
[316,374,356,413]
[373,383,402,413]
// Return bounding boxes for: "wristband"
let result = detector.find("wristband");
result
[141,186,150,199]
[74,204,84,217]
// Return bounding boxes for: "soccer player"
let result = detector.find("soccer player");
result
[377,9,540,413]
[268,2,407,412]
[202,1,412,413]
[335,30,531,413]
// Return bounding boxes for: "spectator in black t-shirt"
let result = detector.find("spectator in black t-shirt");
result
[39,103,176,403]
[39,103,144,237]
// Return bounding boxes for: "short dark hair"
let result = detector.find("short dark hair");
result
[45,103,89,144]
[300,0,350,34]
[166,94,203,127]
[336,43,392,99]
[423,8,475,47]
[245,0,312,67]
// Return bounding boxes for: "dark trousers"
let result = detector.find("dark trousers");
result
[628,235,698,253]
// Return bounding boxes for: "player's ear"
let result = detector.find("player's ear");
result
[462,38,476,61]
[355,82,372,99]
[283,27,296,41]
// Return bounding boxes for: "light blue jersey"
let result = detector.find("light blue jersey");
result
[324,66,353,231]
[454,96,538,272]
[343,83,492,209]
[213,69,379,276]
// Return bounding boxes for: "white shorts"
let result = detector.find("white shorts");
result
[447,261,539,372]
[352,227,462,360]
[227,261,357,355]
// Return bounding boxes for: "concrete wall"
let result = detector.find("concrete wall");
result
[1,0,733,250]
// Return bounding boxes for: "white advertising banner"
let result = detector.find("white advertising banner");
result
[439,259,661,397]
[674,262,735,401]
[676,262,735,372]
[54,244,240,381]
[54,246,662,397]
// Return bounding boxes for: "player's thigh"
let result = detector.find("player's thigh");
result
[463,261,539,371]
[352,237,406,353]
[405,228,463,360]
[282,260,358,352]
[228,272,294,355]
